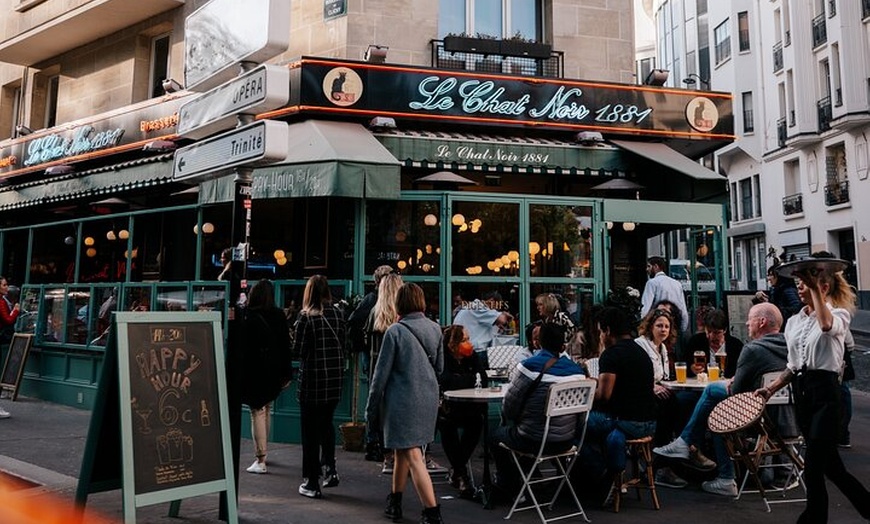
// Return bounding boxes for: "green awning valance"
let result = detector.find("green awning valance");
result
[374,129,627,175]
[200,120,401,203]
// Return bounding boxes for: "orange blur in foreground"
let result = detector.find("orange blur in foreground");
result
[0,477,117,524]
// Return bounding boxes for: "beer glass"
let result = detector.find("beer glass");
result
[675,362,687,383]
[707,363,720,381]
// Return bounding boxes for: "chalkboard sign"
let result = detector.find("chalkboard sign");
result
[1,333,33,400]
[77,312,238,524]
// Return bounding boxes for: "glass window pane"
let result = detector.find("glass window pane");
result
[475,0,503,37]
[2,229,29,286]
[156,286,189,312]
[66,287,90,345]
[124,286,153,312]
[509,0,538,40]
[450,201,518,276]
[79,219,127,283]
[529,204,592,278]
[31,225,77,284]
[42,287,65,344]
[17,286,41,335]
[366,200,441,276]
[439,0,466,37]
[529,283,595,353]
[450,282,519,341]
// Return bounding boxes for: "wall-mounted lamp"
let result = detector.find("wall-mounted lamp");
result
[369,116,397,129]
[162,78,184,94]
[364,44,389,63]
[192,222,215,235]
[574,131,604,144]
[622,221,636,232]
[143,139,177,152]
[45,165,74,176]
[644,68,670,86]
[682,73,710,89]
[14,125,33,137]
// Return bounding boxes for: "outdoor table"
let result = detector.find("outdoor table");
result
[443,386,506,509]
[661,378,724,391]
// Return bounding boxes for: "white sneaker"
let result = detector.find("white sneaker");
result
[246,460,267,474]
[653,437,690,460]
[0,406,10,419]
[702,477,738,497]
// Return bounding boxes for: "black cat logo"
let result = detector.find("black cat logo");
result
[331,72,347,101]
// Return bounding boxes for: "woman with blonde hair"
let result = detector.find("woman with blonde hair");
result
[759,253,870,523]
[292,275,346,499]
[364,272,403,472]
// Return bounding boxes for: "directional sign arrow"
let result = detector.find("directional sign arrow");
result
[177,64,290,140]
[172,120,288,183]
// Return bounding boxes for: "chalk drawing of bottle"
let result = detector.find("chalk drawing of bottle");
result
[200,399,211,427]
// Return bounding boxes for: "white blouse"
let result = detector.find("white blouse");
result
[783,304,849,374]
[634,336,670,382]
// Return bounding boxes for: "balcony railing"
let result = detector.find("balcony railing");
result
[783,193,803,215]
[824,179,850,206]
[777,117,787,147]
[773,42,783,72]
[818,96,832,132]
[812,13,827,47]
[431,40,563,78]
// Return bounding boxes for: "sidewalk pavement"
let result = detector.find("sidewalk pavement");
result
[3,394,870,523]
[853,309,870,337]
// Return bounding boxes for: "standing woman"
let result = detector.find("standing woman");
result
[364,272,403,472]
[292,275,346,499]
[366,283,445,524]
[0,276,20,419]
[241,279,292,474]
[758,255,870,523]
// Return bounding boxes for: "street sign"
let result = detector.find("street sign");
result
[184,0,290,91]
[177,64,290,140]
[172,120,289,183]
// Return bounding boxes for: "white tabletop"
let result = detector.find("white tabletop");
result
[661,378,723,391]
[443,387,506,402]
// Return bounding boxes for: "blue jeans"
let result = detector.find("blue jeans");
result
[679,381,733,479]
[587,411,656,472]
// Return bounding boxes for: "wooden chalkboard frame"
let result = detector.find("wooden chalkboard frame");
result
[115,312,238,524]
[1,333,34,400]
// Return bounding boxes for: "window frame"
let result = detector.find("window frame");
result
[714,19,732,65]
[149,33,171,99]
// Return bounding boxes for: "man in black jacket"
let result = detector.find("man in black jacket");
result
[683,308,743,378]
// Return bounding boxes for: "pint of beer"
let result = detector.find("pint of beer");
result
[674,362,687,383]
[715,350,727,372]
[694,350,707,369]
[708,363,720,381]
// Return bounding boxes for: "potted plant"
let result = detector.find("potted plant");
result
[337,293,366,451]
[499,31,552,59]
[443,32,501,55]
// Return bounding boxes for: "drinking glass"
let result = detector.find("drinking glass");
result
[675,362,687,383]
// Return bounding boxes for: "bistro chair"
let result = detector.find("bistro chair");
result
[486,345,524,379]
[499,378,596,524]
[611,435,660,512]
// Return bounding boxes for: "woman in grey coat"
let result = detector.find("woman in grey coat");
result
[366,283,445,524]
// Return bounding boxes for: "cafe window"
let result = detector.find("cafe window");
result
[1,228,30,286]
[129,209,197,282]
[366,200,441,277]
[450,282,519,338]
[529,204,592,278]
[450,201,518,277]
[529,283,595,352]
[30,224,77,284]
[438,0,542,41]
[78,218,131,283]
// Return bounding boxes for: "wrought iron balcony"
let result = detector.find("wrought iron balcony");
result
[812,13,827,47]
[782,193,803,216]
[817,96,832,132]
[824,179,850,206]
[773,42,783,73]
[431,39,563,78]
[777,117,787,147]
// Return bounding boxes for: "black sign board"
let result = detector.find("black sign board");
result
[1,333,33,400]
[76,312,237,524]
[293,58,734,140]
[324,0,347,20]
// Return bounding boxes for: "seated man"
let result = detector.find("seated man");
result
[654,303,792,496]
[684,308,744,378]
[492,323,585,495]
[585,306,657,494]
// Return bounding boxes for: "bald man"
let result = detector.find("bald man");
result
[654,303,792,496]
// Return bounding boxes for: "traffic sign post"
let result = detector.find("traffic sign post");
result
[172,120,289,183]
[177,64,290,140]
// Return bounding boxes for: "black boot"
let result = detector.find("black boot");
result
[366,441,384,462]
[420,505,443,524]
[384,492,403,522]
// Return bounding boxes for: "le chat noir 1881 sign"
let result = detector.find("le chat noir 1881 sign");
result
[294,58,733,139]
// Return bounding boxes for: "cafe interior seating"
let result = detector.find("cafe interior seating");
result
[500,378,596,524]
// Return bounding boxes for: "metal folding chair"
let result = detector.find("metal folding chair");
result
[500,379,596,524]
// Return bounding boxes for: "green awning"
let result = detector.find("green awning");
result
[611,140,723,180]
[199,120,402,203]
[373,129,627,175]
[0,154,174,211]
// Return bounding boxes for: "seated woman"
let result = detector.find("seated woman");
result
[438,325,488,498]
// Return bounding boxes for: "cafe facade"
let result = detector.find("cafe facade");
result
[0,57,733,442]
